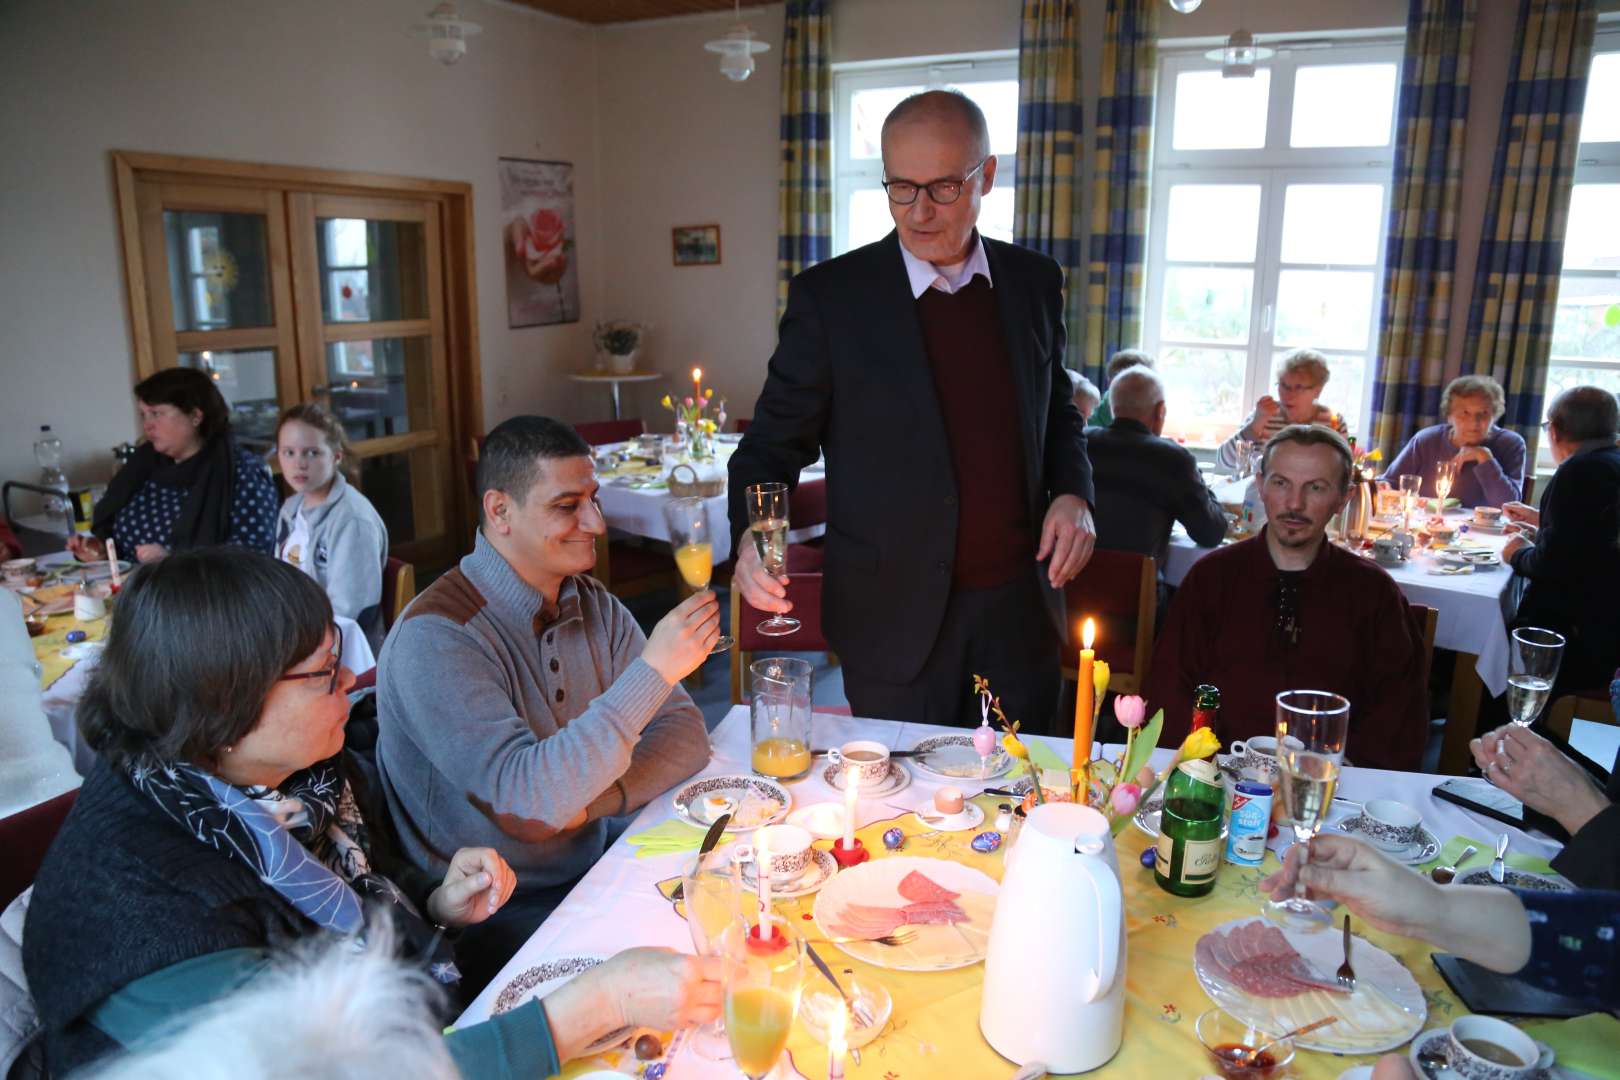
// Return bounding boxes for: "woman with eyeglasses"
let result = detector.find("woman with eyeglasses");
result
[1216,349,1349,470]
[22,549,719,1076]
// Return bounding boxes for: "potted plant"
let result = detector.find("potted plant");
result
[593,320,646,374]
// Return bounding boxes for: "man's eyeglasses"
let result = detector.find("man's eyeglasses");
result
[279,623,344,695]
[882,158,988,206]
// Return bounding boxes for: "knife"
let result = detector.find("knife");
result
[671,813,733,902]
[1489,832,1509,885]
[806,942,875,1029]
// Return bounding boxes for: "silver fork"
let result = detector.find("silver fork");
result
[1336,914,1356,990]
[815,929,918,948]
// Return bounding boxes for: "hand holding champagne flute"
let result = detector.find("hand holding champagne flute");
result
[663,497,734,653]
[721,920,806,1079]
[682,845,746,1059]
[1264,690,1350,932]
[744,482,800,637]
[1506,626,1564,728]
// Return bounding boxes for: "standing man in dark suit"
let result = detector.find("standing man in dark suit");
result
[1502,385,1620,694]
[728,91,1095,732]
[1087,365,1228,614]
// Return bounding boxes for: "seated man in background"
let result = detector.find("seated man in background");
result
[1502,386,1620,694]
[1087,348,1155,429]
[378,416,715,991]
[1384,374,1524,508]
[1086,365,1227,611]
[1148,425,1427,769]
[1216,349,1348,470]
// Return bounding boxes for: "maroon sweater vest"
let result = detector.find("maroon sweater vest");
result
[915,277,1032,589]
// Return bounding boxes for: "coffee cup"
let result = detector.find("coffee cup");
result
[1227,736,1281,782]
[734,823,813,880]
[827,740,891,785]
[1372,535,1403,566]
[2,557,36,584]
[1442,1015,1553,1080]
[1473,506,1503,526]
[1361,799,1422,852]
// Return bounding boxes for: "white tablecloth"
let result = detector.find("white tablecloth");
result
[1165,511,1516,696]
[456,705,1563,1044]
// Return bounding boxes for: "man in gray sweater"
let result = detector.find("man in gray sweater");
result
[377,416,717,991]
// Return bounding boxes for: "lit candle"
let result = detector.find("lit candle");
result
[1073,618,1096,776]
[827,1005,847,1080]
[756,828,772,930]
[841,766,859,850]
[692,366,703,401]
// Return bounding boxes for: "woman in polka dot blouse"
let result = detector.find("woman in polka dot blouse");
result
[66,368,277,564]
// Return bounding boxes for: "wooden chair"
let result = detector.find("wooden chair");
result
[1061,550,1156,695]
[1521,475,1536,505]
[730,572,829,704]
[1544,689,1616,742]
[592,531,679,601]
[1410,602,1438,685]
[383,556,416,630]
[0,788,77,909]
[575,418,645,446]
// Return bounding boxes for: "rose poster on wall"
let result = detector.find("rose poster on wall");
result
[500,157,579,328]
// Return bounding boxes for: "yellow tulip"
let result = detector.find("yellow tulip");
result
[1092,659,1110,701]
[1179,727,1222,761]
[704,387,714,398]
[1364,447,1383,462]
[661,394,673,409]
[1002,733,1028,759]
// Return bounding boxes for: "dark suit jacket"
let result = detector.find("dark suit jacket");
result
[1086,418,1227,576]
[727,231,1093,685]
[1510,442,1620,688]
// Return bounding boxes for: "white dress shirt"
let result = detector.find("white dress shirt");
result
[898,232,993,299]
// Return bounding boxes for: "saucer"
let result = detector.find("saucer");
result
[823,760,912,797]
[1409,1028,1553,1080]
[911,800,984,833]
[738,847,836,898]
[908,734,1012,780]
[786,802,847,841]
[672,775,790,833]
[1335,815,1440,864]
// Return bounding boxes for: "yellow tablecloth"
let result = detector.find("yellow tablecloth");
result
[30,585,109,690]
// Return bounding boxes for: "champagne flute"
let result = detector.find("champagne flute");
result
[743,482,800,637]
[1264,690,1350,932]
[1398,474,1422,532]
[720,919,806,1080]
[1434,459,1457,514]
[1507,626,1564,728]
[663,496,734,653]
[682,845,746,1060]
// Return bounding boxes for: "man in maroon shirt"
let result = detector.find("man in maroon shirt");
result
[729,91,1095,731]
[1148,425,1428,770]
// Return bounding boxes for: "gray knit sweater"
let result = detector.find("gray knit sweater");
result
[375,533,710,891]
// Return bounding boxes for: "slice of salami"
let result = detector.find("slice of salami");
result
[897,870,961,904]
[900,900,967,925]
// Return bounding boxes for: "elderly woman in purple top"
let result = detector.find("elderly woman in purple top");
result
[1384,375,1525,508]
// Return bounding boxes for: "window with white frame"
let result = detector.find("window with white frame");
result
[831,53,1019,257]
[1542,33,1620,468]
[1143,40,1402,448]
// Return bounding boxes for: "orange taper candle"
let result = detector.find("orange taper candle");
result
[1073,618,1095,774]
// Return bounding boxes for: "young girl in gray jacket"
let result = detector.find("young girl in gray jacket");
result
[275,404,390,650]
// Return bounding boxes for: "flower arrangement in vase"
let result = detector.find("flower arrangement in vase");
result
[593,320,645,374]
[661,382,726,461]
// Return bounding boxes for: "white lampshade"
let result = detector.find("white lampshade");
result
[412,2,482,67]
[1203,28,1275,79]
[1167,0,1203,12]
[704,25,770,82]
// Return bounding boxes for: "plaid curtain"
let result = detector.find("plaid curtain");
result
[1083,0,1157,383]
[1461,0,1595,457]
[1368,0,1477,460]
[1014,0,1084,369]
[777,0,832,316]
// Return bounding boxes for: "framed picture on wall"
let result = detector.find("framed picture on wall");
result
[499,157,580,328]
[672,224,721,266]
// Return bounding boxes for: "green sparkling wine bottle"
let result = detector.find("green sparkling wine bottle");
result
[1154,759,1225,898]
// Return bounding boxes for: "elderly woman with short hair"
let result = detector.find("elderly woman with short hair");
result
[23,549,719,1077]
[1216,349,1349,469]
[1384,374,1525,508]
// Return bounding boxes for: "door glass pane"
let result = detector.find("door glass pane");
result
[1290,63,1398,148]
[317,218,428,323]
[1274,269,1376,350]
[847,188,893,249]
[358,445,442,544]
[323,336,433,443]
[1551,276,1620,363]
[178,349,280,455]
[1166,185,1262,262]
[1280,185,1385,265]
[1172,69,1270,150]
[164,211,273,331]
[1578,53,1620,144]
[1561,185,1620,271]
[850,85,925,158]
[1161,267,1254,344]
[1272,351,1368,436]
[1159,346,1249,446]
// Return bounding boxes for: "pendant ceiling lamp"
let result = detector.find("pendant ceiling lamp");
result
[1204,27,1275,78]
[704,0,770,82]
[412,2,482,67]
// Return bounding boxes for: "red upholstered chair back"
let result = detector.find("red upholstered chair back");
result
[788,478,828,529]
[732,418,751,433]
[729,573,827,703]
[575,419,646,446]
[1061,549,1156,694]
[0,788,78,909]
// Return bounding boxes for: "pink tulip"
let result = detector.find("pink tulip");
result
[1110,783,1141,817]
[1114,695,1147,729]
[684,396,694,407]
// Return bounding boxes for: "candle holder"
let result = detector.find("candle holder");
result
[831,837,869,868]
[745,921,790,953]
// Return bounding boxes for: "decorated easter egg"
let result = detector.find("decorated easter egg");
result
[970,830,1002,853]
[881,827,905,850]
[65,629,87,643]
[1140,847,1157,868]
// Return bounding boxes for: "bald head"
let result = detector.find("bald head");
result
[881,90,991,160]
[1109,365,1166,428]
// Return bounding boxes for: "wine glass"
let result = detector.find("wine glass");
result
[1434,459,1457,514]
[1398,474,1422,532]
[1264,690,1351,932]
[1507,627,1565,728]
[743,482,800,637]
[682,844,746,1060]
[663,496,734,653]
[720,919,806,1080]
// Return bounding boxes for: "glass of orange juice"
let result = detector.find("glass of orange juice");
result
[663,496,733,653]
[750,658,813,780]
[720,919,805,1079]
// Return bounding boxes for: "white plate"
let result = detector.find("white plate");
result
[911,800,985,833]
[907,734,1012,781]
[738,846,837,898]
[1455,867,1571,891]
[672,775,791,833]
[812,855,998,972]
[491,955,638,1054]
[1195,916,1425,1054]
[1334,816,1441,865]
[823,760,912,797]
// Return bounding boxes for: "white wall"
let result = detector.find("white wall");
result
[0,0,601,492]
